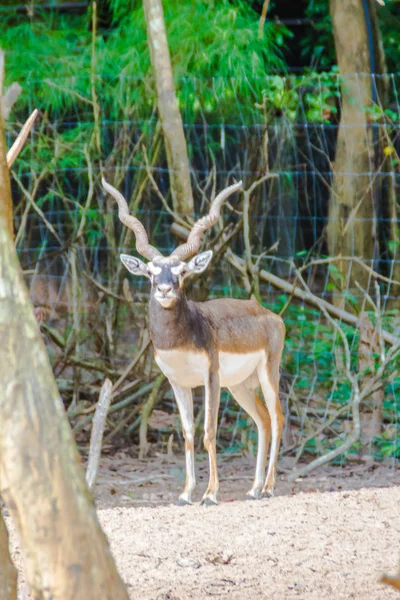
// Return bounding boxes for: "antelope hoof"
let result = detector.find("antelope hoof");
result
[177,493,192,506]
[261,489,274,499]
[246,488,263,500]
[201,494,218,506]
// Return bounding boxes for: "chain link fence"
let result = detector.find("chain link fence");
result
[8,73,400,469]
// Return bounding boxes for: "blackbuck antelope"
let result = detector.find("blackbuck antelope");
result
[102,177,285,505]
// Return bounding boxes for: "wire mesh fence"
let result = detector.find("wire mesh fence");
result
[8,72,400,469]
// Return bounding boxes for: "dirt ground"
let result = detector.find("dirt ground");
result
[8,453,400,599]
[99,485,400,600]
[92,451,400,508]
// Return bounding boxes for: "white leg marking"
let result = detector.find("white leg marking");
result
[258,365,279,494]
[202,374,220,505]
[229,383,269,497]
[170,383,195,504]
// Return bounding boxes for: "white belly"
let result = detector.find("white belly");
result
[154,349,263,388]
[219,350,263,387]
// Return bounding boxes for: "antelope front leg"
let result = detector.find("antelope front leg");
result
[170,383,195,505]
[201,372,220,505]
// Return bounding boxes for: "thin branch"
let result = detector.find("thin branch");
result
[139,374,165,459]
[6,109,39,168]
[86,378,112,490]
[83,271,128,303]
[14,167,49,247]
[242,173,278,300]
[12,172,63,245]
[258,0,271,39]
[298,255,400,287]
[143,146,189,229]
[171,225,399,347]
[230,252,399,347]
[76,145,94,238]
[44,79,93,107]
[73,381,156,433]
[289,326,400,480]
[112,332,150,394]
[104,403,142,443]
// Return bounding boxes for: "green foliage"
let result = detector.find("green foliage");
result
[301,0,335,69]
[266,292,400,460]
[301,0,400,73]
[2,2,399,465]
[370,0,400,73]
[0,0,348,153]
[255,69,339,123]
[0,1,289,121]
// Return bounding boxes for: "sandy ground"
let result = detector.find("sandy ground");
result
[99,486,400,600]
[7,454,400,599]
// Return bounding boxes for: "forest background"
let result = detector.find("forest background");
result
[1,0,400,473]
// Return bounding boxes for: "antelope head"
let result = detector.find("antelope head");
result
[101,178,243,309]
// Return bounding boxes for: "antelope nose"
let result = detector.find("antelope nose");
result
[157,284,172,296]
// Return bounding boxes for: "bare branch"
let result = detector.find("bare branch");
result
[139,374,165,459]
[86,378,113,490]
[83,271,128,303]
[12,171,62,245]
[112,332,150,394]
[44,78,94,106]
[6,109,39,168]
[233,252,399,345]
[258,0,271,39]
[172,223,399,347]
[1,83,22,121]
[298,255,400,287]
[143,147,190,229]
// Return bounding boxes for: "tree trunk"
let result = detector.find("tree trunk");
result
[362,0,400,311]
[0,119,129,600]
[143,0,194,214]
[328,0,379,308]
[387,169,400,309]
[0,510,17,600]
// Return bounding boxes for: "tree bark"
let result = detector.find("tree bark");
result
[0,125,128,600]
[143,0,194,214]
[387,170,400,309]
[328,0,379,308]
[0,510,17,600]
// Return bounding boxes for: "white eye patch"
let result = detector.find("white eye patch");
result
[171,263,186,276]
[147,263,162,275]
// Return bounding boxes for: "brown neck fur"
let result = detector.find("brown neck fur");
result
[149,293,213,352]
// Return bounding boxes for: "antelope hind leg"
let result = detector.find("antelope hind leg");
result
[229,383,271,499]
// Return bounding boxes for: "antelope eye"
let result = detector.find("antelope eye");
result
[171,264,186,276]
[148,264,162,276]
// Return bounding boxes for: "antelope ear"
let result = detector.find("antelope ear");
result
[120,254,150,278]
[186,250,213,275]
